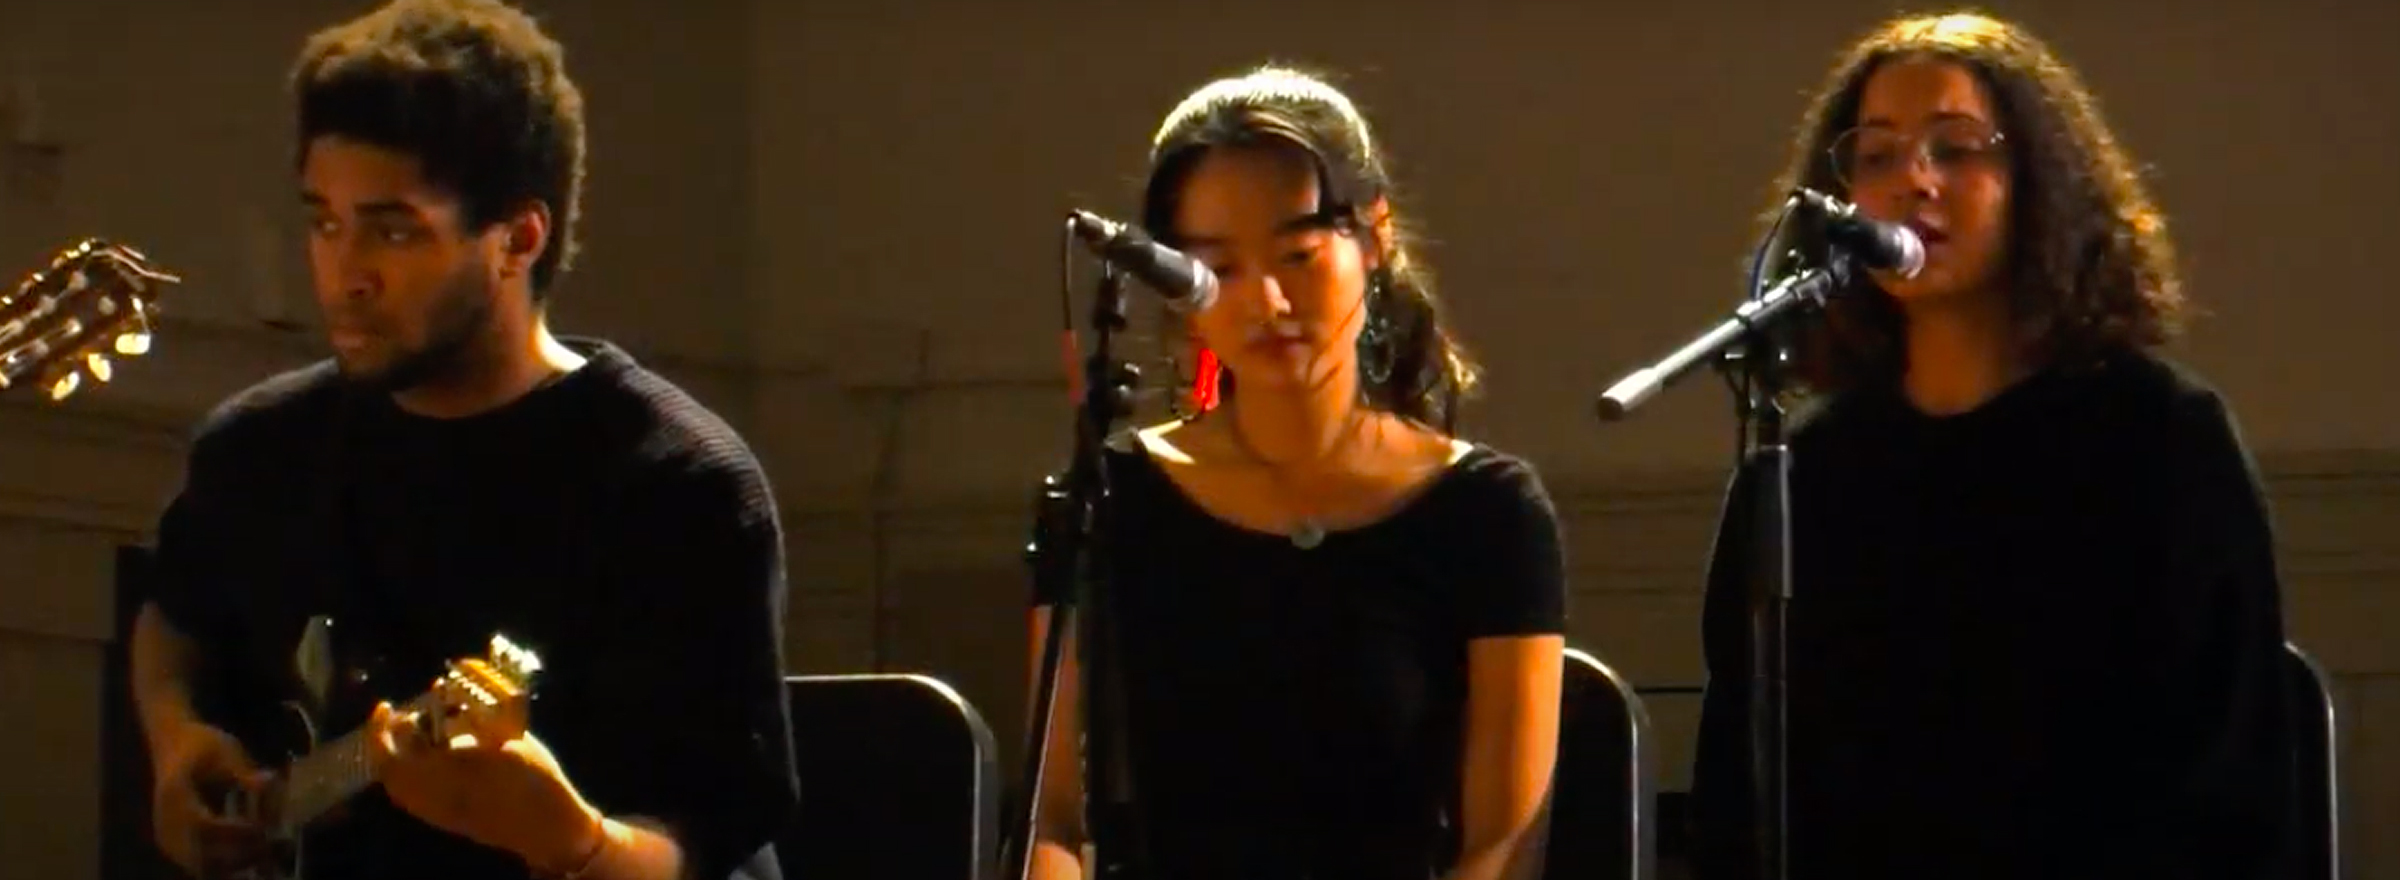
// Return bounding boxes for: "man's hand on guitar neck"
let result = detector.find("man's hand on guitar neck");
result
[364,702,686,880]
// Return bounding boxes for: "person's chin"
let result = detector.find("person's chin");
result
[1236,369,1305,392]
[1225,348,1301,382]
[333,350,405,388]
[1879,268,1971,304]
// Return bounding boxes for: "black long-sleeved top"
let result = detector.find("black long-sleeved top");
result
[1688,348,2297,880]
[146,339,800,880]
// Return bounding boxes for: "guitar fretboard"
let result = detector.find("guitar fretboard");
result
[274,690,444,831]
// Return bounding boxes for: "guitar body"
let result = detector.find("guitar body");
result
[213,614,546,880]
[222,614,384,880]
[223,701,327,880]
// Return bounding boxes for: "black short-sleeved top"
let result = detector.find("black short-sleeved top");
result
[1030,440,1569,879]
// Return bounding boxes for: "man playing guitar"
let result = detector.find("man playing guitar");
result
[125,1,800,878]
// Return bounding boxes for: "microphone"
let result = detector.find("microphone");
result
[1067,210,1219,315]
[1593,189,1924,422]
[1790,187,1926,278]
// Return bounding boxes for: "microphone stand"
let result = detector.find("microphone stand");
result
[1007,261,1151,880]
[1595,203,1855,880]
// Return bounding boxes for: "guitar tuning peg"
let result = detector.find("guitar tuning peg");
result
[84,353,111,383]
[47,370,79,401]
[114,330,151,356]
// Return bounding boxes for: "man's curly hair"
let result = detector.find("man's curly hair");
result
[292,0,587,298]
[1762,11,2186,392]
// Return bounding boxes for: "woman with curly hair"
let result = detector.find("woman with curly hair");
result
[1687,12,2296,880]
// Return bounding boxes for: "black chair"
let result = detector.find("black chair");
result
[1543,647,1656,880]
[777,674,1002,880]
[2284,641,2338,880]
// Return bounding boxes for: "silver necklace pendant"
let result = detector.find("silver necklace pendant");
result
[1290,520,1327,550]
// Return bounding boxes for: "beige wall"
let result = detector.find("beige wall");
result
[0,0,2392,876]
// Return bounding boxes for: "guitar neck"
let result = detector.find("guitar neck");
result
[273,690,441,832]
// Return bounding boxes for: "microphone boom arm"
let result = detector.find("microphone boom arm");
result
[1591,193,1884,880]
[1595,261,1845,421]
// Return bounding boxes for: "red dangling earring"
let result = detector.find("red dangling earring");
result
[1187,346,1222,415]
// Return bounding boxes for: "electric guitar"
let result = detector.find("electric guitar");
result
[1,237,178,400]
[224,615,546,880]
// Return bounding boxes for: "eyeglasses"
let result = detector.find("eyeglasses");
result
[1827,118,2008,189]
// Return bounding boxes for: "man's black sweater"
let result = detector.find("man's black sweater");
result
[148,339,800,879]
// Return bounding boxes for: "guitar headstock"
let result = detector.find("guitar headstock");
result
[424,634,545,746]
[1,238,180,402]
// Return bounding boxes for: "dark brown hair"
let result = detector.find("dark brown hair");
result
[292,0,587,298]
[1763,11,2185,392]
[1141,65,1479,430]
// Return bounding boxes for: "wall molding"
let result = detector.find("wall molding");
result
[767,447,2400,522]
